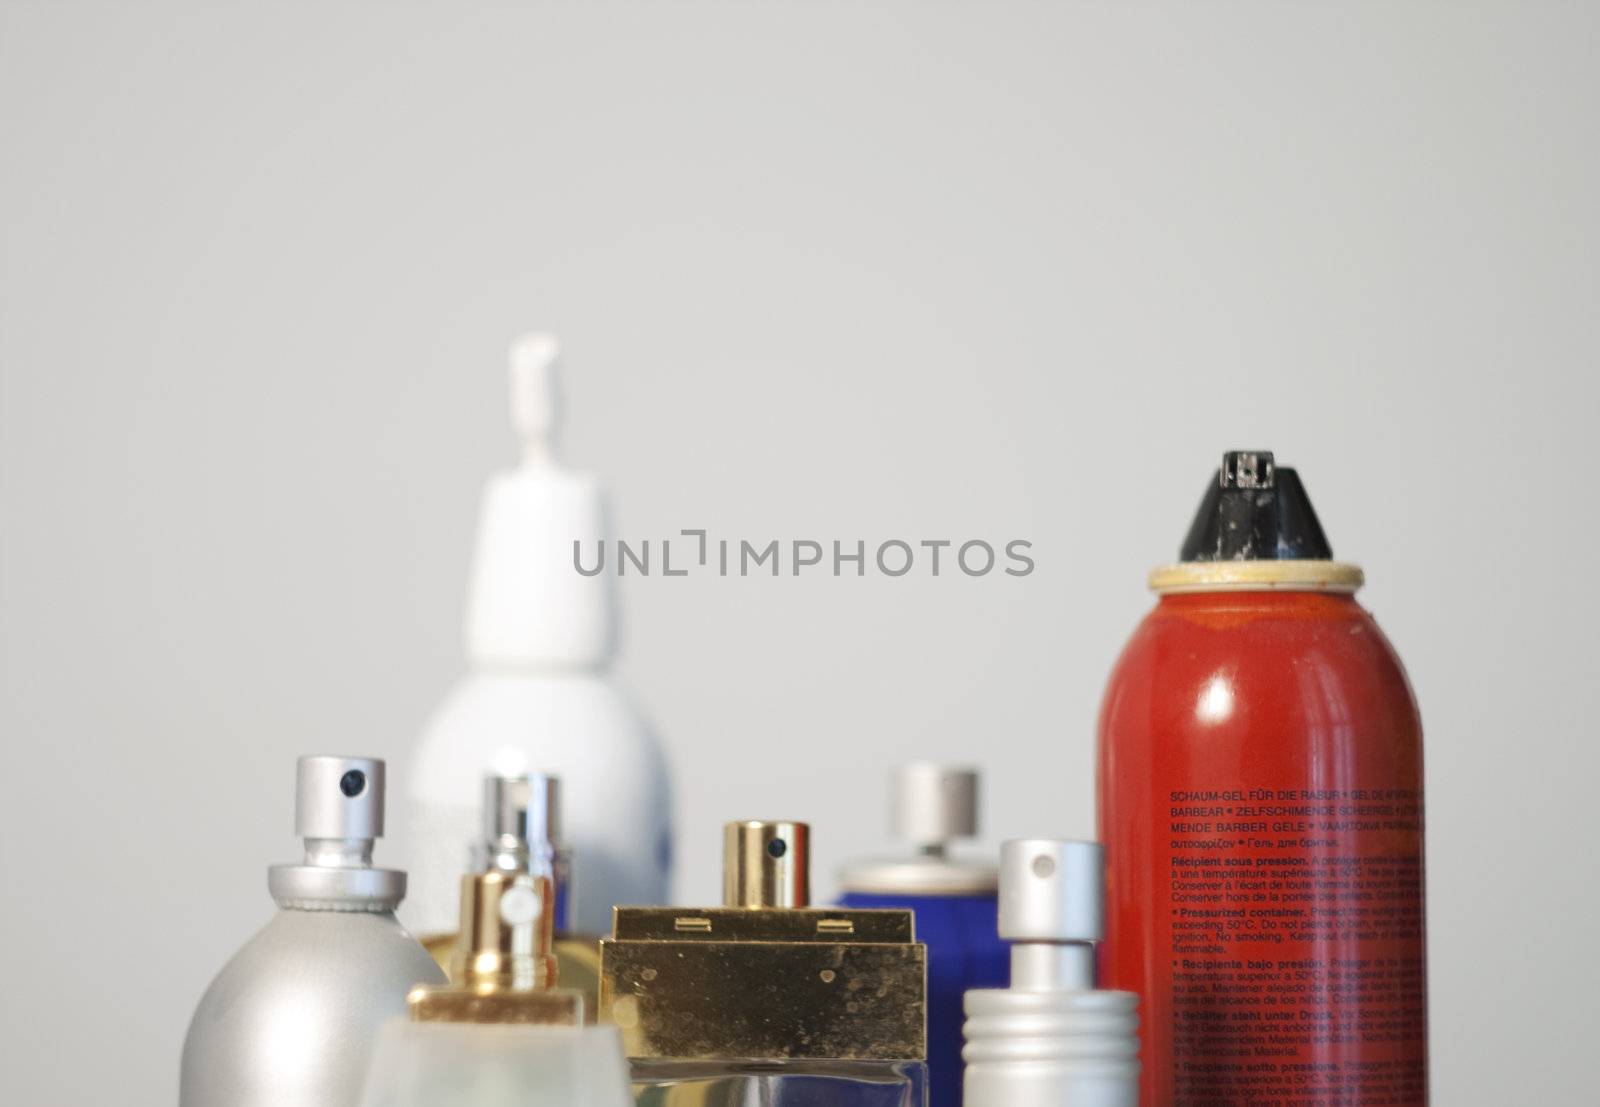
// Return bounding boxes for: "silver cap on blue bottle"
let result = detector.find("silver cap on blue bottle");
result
[838,763,998,895]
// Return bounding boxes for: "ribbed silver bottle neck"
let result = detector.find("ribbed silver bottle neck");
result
[268,863,405,912]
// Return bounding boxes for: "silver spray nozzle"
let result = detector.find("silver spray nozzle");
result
[296,755,384,865]
[268,755,404,911]
[997,839,1104,992]
[893,763,979,852]
[476,773,561,872]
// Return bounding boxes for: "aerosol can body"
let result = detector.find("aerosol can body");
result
[180,756,445,1107]
[1097,452,1427,1106]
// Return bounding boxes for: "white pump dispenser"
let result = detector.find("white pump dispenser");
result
[465,334,609,665]
[404,334,672,939]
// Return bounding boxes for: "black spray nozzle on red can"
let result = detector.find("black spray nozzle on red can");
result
[1179,450,1333,562]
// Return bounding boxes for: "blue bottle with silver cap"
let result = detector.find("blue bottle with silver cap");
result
[180,756,446,1107]
[838,764,1009,1107]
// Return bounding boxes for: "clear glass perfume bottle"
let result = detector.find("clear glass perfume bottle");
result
[601,820,929,1106]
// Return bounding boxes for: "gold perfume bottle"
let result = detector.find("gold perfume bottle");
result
[408,834,584,1025]
[421,774,602,1016]
[600,820,928,1106]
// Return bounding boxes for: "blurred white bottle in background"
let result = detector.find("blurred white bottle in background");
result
[404,334,672,938]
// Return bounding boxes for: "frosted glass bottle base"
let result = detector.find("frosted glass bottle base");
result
[359,1021,635,1107]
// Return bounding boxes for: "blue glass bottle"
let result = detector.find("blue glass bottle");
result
[838,765,1009,1107]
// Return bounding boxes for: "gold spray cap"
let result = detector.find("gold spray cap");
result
[449,869,558,990]
[723,819,809,907]
[407,829,583,1025]
[599,819,927,1061]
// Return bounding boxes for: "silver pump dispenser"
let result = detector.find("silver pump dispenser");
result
[962,840,1140,1107]
[180,756,445,1107]
[997,838,1103,992]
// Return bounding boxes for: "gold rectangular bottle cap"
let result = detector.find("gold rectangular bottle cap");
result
[600,906,925,1061]
[599,821,926,1062]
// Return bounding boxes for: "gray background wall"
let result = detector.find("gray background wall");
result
[2,2,1595,1103]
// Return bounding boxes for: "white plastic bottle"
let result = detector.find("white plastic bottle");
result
[404,334,672,939]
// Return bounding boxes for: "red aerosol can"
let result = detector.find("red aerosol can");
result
[1097,451,1427,1107]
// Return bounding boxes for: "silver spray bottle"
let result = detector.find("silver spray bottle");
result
[962,840,1140,1107]
[180,756,446,1107]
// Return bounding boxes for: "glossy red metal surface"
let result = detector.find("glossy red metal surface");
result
[1098,590,1427,1106]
